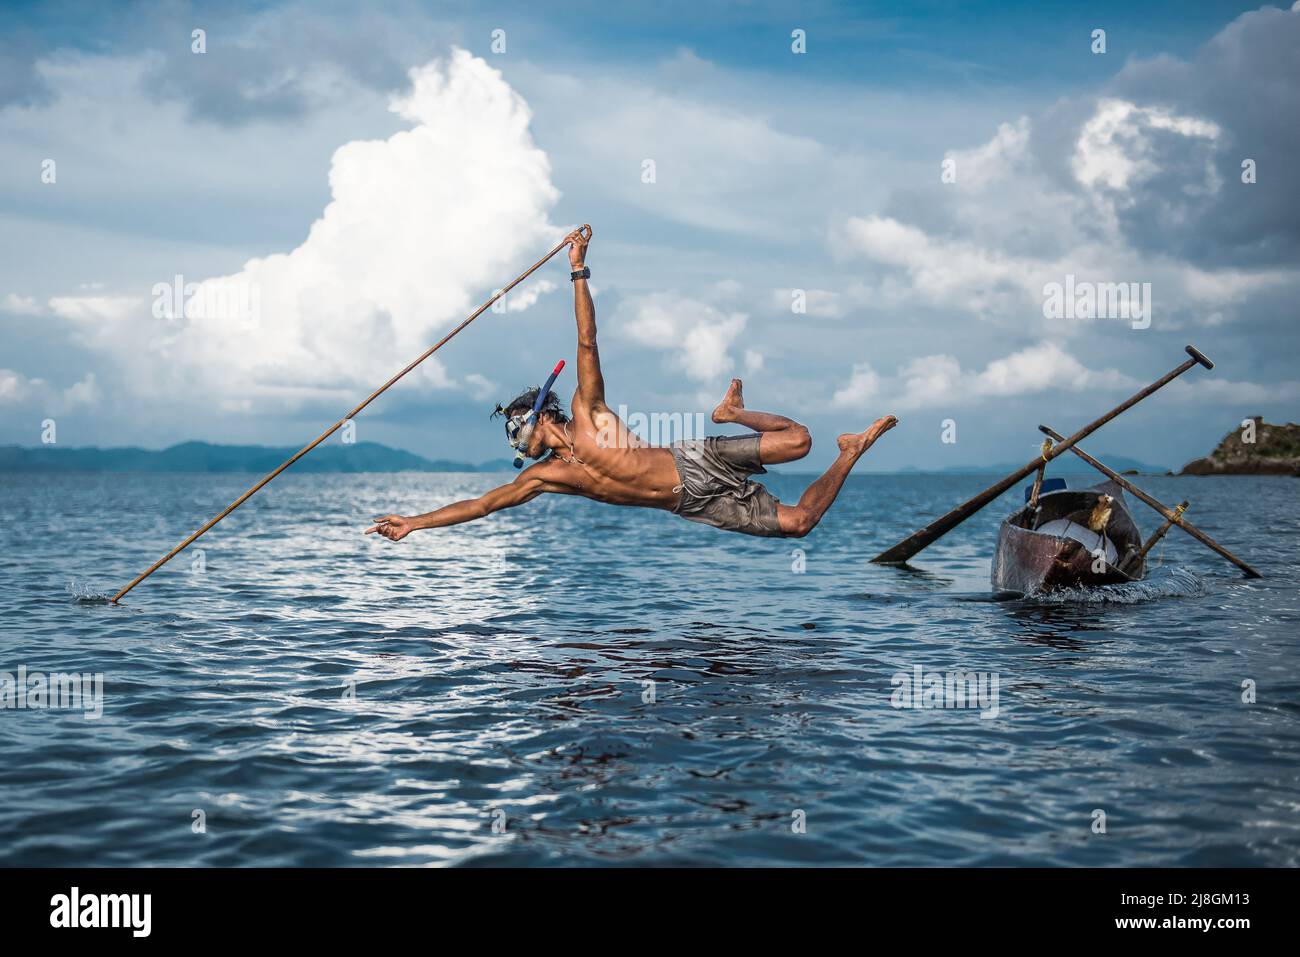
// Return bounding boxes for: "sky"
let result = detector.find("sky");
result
[1,0,1296,471]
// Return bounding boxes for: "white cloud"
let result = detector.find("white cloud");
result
[620,292,748,382]
[830,362,880,409]
[0,369,38,402]
[42,49,561,410]
[2,294,42,316]
[462,372,497,401]
[48,295,141,323]
[1171,376,1300,404]
[833,342,1138,412]
[63,373,101,407]
[838,214,1047,320]
[1072,99,1219,195]
[836,95,1287,331]
[971,342,1135,395]
[0,369,100,409]
[502,278,556,313]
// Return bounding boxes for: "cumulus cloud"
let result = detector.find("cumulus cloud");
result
[462,372,497,401]
[830,362,880,409]
[1072,99,1219,196]
[0,369,34,402]
[837,90,1294,333]
[0,369,99,409]
[501,278,557,313]
[833,342,1138,412]
[48,295,141,323]
[829,3,1300,354]
[619,292,748,382]
[1108,1,1300,266]
[45,50,561,410]
[2,294,42,315]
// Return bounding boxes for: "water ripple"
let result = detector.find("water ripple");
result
[1,470,1297,866]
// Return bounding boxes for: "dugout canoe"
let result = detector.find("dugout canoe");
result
[991,480,1145,595]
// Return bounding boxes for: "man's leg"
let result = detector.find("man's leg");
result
[712,378,811,465]
[777,416,898,537]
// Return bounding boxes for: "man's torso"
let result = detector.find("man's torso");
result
[537,402,681,509]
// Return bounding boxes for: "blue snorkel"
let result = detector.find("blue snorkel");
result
[512,359,566,469]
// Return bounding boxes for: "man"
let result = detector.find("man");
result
[367,227,896,542]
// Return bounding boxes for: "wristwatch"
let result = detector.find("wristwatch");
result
[570,266,590,282]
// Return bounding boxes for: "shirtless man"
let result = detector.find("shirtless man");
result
[367,227,896,543]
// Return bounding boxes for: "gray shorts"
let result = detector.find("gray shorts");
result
[669,434,784,537]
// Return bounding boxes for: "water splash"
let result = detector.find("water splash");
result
[67,580,114,604]
[1030,567,1207,605]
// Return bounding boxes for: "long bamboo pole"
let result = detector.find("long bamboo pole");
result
[1037,424,1262,578]
[871,345,1214,564]
[111,227,587,603]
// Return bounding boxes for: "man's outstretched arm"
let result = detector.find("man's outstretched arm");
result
[567,226,605,410]
[367,470,554,541]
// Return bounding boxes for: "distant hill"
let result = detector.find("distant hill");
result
[0,441,515,473]
[0,439,1171,477]
[1180,417,1300,476]
[928,453,1168,475]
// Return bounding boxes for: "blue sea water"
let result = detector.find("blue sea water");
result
[0,469,1297,866]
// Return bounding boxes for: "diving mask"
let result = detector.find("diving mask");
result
[498,359,566,468]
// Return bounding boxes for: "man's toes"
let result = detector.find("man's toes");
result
[870,415,898,437]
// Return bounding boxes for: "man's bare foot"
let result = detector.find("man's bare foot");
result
[711,378,745,424]
[837,415,898,455]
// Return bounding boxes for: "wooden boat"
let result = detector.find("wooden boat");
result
[874,347,1261,585]
[991,480,1145,594]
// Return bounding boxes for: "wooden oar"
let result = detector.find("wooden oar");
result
[1037,424,1263,578]
[871,345,1214,564]
[1128,500,1189,571]
[111,227,588,604]
[1027,438,1052,512]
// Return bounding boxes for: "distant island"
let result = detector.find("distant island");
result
[1180,417,1300,476]
[904,453,1168,475]
[0,441,516,473]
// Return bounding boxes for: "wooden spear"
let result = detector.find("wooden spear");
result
[111,226,588,603]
